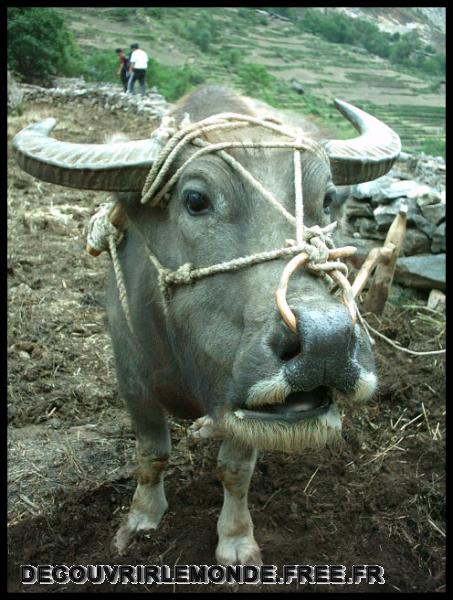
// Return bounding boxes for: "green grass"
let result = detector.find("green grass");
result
[420,138,445,157]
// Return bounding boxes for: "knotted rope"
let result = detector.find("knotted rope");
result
[86,202,123,254]
[86,203,137,341]
[87,112,359,339]
[139,113,358,327]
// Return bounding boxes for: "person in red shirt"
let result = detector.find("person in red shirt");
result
[115,48,129,92]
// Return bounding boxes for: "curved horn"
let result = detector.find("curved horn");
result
[323,99,401,186]
[12,118,162,191]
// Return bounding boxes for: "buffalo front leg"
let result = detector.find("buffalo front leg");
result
[113,408,170,555]
[216,440,262,565]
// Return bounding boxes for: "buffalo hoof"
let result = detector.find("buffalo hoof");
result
[111,483,168,555]
[216,536,263,566]
[111,508,167,555]
[188,415,224,440]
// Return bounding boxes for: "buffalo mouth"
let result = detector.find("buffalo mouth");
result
[236,387,333,423]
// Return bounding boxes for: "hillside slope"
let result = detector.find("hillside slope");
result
[324,7,445,50]
[54,7,445,155]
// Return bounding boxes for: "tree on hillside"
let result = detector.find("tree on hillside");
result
[7,7,82,83]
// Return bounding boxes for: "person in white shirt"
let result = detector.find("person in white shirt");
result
[127,43,149,95]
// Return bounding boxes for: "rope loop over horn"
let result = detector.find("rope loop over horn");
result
[86,202,123,255]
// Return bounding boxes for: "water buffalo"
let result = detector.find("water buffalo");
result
[13,85,400,565]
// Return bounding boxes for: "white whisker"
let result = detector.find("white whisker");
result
[245,372,291,408]
[221,406,342,454]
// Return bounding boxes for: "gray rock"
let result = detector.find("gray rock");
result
[391,160,417,181]
[396,151,412,162]
[395,254,445,290]
[406,183,436,200]
[431,223,446,254]
[290,79,305,95]
[373,203,399,229]
[412,214,436,239]
[355,218,386,240]
[413,155,446,189]
[373,198,419,230]
[416,190,443,207]
[402,228,431,256]
[7,71,24,110]
[419,202,445,226]
[374,180,429,204]
[388,167,412,180]
[351,176,395,200]
[338,216,357,237]
[427,289,445,313]
[343,198,373,218]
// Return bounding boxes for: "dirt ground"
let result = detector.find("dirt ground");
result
[7,99,445,593]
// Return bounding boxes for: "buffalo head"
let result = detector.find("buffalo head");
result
[13,86,401,453]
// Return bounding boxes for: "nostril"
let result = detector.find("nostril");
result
[269,319,302,363]
[278,339,302,362]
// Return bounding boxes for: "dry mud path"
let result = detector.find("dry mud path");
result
[7,99,445,593]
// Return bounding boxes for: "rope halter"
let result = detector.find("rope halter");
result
[88,112,359,336]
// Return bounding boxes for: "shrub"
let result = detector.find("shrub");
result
[420,138,445,159]
[238,8,252,20]
[108,8,130,22]
[81,49,118,83]
[193,27,211,53]
[237,63,275,96]
[413,52,445,77]
[144,8,163,19]
[148,59,206,101]
[220,47,243,67]
[7,7,83,82]
[170,14,222,54]
[237,8,269,25]
[389,30,422,64]
[265,7,293,19]
[171,18,191,40]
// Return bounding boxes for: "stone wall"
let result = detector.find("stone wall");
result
[8,71,24,111]
[341,156,445,256]
[19,76,170,120]
[338,153,445,291]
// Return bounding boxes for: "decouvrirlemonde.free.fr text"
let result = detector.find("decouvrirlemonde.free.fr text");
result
[22,564,385,585]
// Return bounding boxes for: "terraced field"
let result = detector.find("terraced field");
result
[56,7,445,154]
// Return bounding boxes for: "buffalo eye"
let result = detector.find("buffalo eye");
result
[323,190,336,215]
[184,190,211,215]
